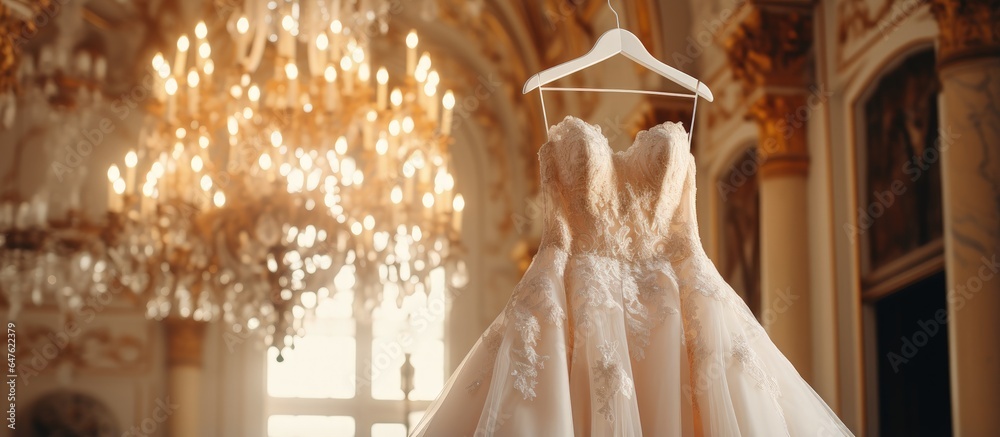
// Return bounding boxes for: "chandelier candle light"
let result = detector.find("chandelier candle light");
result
[105,0,467,354]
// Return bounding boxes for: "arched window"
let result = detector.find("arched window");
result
[718,146,761,317]
[860,50,943,278]
[265,267,448,437]
[28,391,120,436]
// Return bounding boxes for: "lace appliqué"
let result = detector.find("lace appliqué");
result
[508,274,565,400]
[465,248,570,400]
[732,333,788,430]
[731,334,780,397]
[466,323,504,393]
[624,262,680,361]
[569,256,622,333]
[593,341,634,423]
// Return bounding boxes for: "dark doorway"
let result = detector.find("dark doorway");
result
[875,270,952,436]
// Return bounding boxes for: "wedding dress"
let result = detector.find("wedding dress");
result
[411,116,853,436]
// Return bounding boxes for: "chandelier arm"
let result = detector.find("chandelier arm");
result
[1,126,44,198]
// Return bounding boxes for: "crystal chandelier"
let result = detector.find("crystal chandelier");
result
[0,39,112,319]
[105,0,466,351]
[0,0,55,129]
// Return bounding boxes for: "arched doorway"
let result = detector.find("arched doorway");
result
[718,145,762,317]
[856,48,951,437]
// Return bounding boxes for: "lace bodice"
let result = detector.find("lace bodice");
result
[538,116,701,263]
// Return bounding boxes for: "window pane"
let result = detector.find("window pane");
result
[371,423,407,437]
[408,411,425,430]
[410,339,445,400]
[372,285,418,400]
[861,50,943,273]
[268,335,356,398]
[268,415,354,437]
[315,288,354,320]
[370,336,405,400]
[268,286,357,399]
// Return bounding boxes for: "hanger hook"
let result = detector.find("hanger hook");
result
[607,0,620,29]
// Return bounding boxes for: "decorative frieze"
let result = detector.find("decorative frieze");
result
[748,93,810,178]
[724,3,815,178]
[930,0,1000,67]
[165,318,206,367]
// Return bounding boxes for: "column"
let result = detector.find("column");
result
[931,1,1000,435]
[752,94,813,382]
[165,318,206,437]
[724,4,816,382]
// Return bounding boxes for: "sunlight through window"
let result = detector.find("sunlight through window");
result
[268,415,355,437]
[265,265,448,433]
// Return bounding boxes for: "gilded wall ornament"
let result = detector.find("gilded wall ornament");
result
[931,0,1000,67]
[724,5,813,90]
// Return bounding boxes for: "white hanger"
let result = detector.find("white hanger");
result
[524,1,712,144]
[522,3,713,101]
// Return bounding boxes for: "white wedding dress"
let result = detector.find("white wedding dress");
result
[411,116,853,436]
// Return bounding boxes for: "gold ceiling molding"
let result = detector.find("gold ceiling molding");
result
[724,4,814,91]
[930,0,1000,67]
[723,3,814,179]
[165,317,207,367]
[837,0,896,53]
[19,323,150,375]
[705,78,748,133]
[0,0,53,95]
[836,0,935,72]
[428,1,529,239]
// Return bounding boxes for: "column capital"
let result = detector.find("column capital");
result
[724,4,814,92]
[931,0,1000,68]
[724,3,814,179]
[165,318,207,367]
[749,93,810,178]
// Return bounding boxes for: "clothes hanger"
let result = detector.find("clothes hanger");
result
[524,1,712,144]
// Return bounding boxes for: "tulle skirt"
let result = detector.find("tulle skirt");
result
[410,247,853,436]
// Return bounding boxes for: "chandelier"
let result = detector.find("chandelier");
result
[1,0,55,129]
[105,0,467,353]
[0,38,112,320]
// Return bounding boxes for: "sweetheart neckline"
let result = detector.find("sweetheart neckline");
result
[543,115,689,156]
